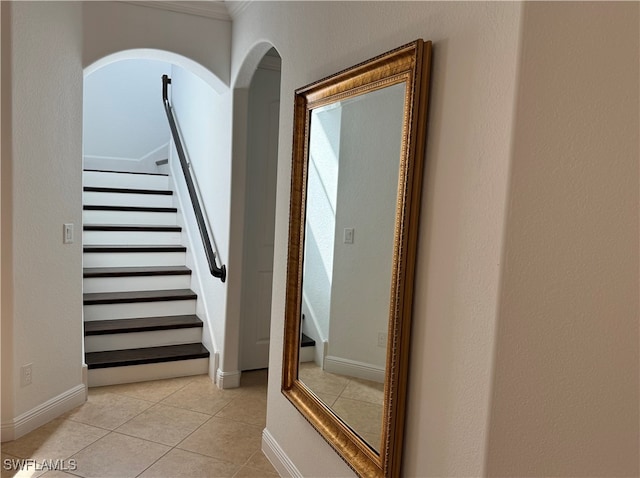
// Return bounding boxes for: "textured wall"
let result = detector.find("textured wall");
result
[169,65,232,371]
[486,3,639,476]
[83,2,231,87]
[232,2,523,475]
[3,1,84,419]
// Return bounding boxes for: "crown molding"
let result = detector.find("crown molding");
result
[122,1,232,22]
[225,1,251,19]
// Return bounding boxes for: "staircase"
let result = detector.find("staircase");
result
[82,168,210,387]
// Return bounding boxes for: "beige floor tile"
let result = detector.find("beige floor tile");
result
[69,432,169,478]
[244,450,278,475]
[298,363,348,396]
[115,404,210,446]
[177,417,261,465]
[39,472,78,477]
[215,395,267,427]
[331,397,382,451]
[233,465,279,477]
[63,392,154,430]
[161,380,232,415]
[310,390,339,407]
[92,376,197,403]
[340,377,384,406]
[139,448,240,478]
[1,418,108,464]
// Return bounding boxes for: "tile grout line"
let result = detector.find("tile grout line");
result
[64,377,202,477]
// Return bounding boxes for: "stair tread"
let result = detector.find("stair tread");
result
[83,168,168,177]
[84,289,197,305]
[83,224,182,232]
[84,265,191,278]
[301,333,316,347]
[84,205,177,213]
[84,315,203,335]
[84,245,187,253]
[85,343,209,369]
[84,186,173,195]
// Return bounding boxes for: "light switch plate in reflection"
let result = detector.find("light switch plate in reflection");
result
[343,228,354,244]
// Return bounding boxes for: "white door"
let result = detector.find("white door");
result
[240,89,280,370]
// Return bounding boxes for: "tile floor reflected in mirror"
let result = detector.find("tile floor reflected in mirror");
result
[298,362,384,451]
[1,371,277,478]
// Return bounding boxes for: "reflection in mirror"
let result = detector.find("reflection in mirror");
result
[298,83,407,452]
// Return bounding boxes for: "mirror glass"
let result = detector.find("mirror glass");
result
[298,83,406,452]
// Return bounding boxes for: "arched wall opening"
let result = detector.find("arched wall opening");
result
[224,42,282,386]
[83,49,232,385]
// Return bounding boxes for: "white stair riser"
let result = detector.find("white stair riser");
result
[83,230,182,246]
[88,358,208,387]
[84,328,203,352]
[300,346,315,363]
[84,299,196,321]
[84,171,169,190]
[83,274,191,293]
[83,191,174,208]
[83,251,186,268]
[83,210,177,225]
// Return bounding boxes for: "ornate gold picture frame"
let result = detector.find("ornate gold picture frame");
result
[282,40,432,477]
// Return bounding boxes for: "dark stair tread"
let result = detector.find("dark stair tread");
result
[83,224,182,232]
[84,315,203,336]
[83,186,173,195]
[83,265,191,278]
[85,343,209,369]
[84,289,197,305]
[83,168,168,177]
[83,205,177,213]
[84,245,187,253]
[301,333,316,348]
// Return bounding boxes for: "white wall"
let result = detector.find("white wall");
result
[232,2,523,475]
[83,2,230,90]
[486,3,639,476]
[327,84,405,375]
[302,105,341,345]
[233,2,639,477]
[168,64,232,377]
[1,1,85,438]
[83,59,171,172]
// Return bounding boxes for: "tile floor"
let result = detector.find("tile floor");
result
[1,371,278,478]
[298,362,384,451]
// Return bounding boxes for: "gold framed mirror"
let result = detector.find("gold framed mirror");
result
[282,40,432,477]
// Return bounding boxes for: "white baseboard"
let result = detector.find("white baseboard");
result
[1,384,86,442]
[262,428,302,478]
[216,369,241,389]
[323,356,385,383]
[210,352,220,385]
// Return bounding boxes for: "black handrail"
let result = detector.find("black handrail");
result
[161,75,226,283]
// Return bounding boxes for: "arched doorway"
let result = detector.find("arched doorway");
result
[83,50,230,386]
[227,43,282,378]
